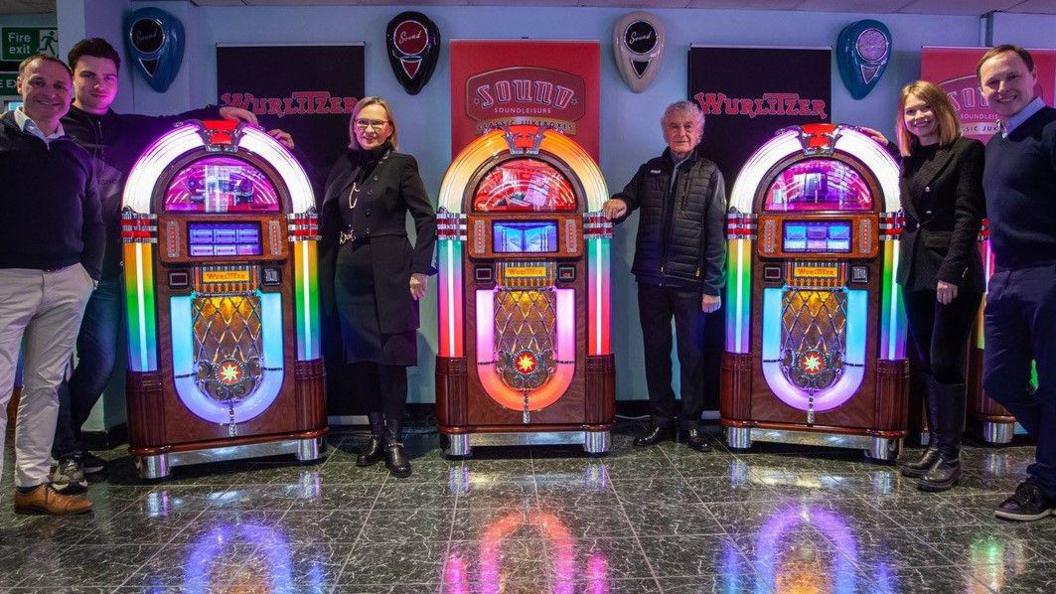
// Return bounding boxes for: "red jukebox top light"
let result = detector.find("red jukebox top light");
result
[473,158,577,212]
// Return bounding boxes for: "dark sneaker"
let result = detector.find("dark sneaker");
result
[50,457,88,495]
[80,452,107,475]
[994,481,1054,522]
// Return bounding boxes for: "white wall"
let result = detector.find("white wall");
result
[60,1,1006,409]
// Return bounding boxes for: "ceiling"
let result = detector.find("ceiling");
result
[4,0,1056,16]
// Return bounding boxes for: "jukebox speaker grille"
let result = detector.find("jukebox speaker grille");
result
[493,289,557,391]
[191,294,265,403]
[780,289,848,393]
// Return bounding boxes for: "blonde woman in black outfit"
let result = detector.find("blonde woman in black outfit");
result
[869,80,985,491]
[319,97,436,478]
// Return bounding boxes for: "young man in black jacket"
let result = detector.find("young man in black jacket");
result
[603,100,727,452]
[977,45,1056,522]
[49,38,284,492]
[0,55,100,514]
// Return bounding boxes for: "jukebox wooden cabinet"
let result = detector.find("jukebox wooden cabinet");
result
[121,121,326,478]
[721,124,909,460]
[434,125,614,456]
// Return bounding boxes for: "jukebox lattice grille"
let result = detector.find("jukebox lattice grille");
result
[493,290,557,391]
[780,290,848,393]
[192,294,265,403]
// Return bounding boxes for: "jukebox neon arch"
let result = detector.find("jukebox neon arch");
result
[122,121,325,478]
[722,124,908,460]
[435,125,614,455]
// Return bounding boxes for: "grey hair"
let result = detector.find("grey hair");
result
[661,100,705,132]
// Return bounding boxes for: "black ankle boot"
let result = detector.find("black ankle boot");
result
[356,413,386,467]
[901,381,940,478]
[383,428,411,478]
[919,382,965,492]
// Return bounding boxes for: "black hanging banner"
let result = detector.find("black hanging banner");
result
[217,44,364,175]
[688,46,831,185]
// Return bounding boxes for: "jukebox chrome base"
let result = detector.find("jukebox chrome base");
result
[135,437,325,480]
[725,427,900,462]
[443,430,611,458]
[981,421,1016,445]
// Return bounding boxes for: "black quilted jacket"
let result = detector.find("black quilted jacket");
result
[611,146,727,296]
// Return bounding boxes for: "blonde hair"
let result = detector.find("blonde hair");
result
[348,96,398,150]
[896,81,961,157]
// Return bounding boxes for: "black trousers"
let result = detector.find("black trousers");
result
[347,362,408,430]
[637,283,709,429]
[983,265,1056,498]
[902,288,981,385]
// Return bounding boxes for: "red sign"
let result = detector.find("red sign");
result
[450,40,600,160]
[921,47,1056,142]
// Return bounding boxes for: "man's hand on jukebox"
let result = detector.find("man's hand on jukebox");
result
[601,198,628,221]
[410,273,428,300]
[701,294,721,313]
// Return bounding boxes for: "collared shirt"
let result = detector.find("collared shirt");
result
[14,107,65,144]
[1002,96,1045,137]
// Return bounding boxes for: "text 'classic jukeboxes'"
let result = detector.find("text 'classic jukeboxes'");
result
[435,125,614,456]
[722,124,909,460]
[122,121,326,478]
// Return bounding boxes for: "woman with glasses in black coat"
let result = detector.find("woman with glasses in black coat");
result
[319,96,436,478]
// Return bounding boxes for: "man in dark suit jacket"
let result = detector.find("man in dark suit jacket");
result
[978,45,1056,521]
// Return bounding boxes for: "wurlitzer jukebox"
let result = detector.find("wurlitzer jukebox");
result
[435,125,614,456]
[721,124,909,460]
[121,120,326,478]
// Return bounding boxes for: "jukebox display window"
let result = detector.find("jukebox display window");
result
[722,124,908,460]
[435,126,614,456]
[121,121,325,478]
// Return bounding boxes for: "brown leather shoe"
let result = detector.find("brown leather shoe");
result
[14,484,93,515]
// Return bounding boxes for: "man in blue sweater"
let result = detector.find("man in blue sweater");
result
[0,54,100,514]
[978,45,1056,521]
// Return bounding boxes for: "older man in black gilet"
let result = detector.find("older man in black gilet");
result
[603,100,727,452]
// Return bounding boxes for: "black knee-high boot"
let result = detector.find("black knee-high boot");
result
[379,365,411,478]
[919,380,965,492]
[901,375,941,478]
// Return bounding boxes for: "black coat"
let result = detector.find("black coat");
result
[611,146,727,296]
[319,148,436,334]
[897,136,986,293]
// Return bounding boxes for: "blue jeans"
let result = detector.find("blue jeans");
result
[52,277,123,459]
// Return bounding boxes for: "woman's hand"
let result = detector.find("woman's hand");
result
[936,280,958,304]
[410,273,428,300]
[858,126,890,146]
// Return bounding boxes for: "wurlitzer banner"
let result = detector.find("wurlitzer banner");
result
[689,46,831,186]
[836,20,892,100]
[217,45,364,173]
[721,124,909,460]
[613,11,665,93]
[921,47,1056,444]
[450,40,600,160]
[124,7,184,93]
[386,11,440,95]
[435,125,614,455]
[121,120,327,478]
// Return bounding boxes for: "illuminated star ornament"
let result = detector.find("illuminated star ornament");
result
[799,352,826,375]
[217,361,243,385]
[515,351,538,374]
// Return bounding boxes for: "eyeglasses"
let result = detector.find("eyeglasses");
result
[354,118,389,131]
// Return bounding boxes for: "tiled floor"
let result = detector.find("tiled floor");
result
[1,424,1054,593]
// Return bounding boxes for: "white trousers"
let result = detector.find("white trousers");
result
[0,265,93,488]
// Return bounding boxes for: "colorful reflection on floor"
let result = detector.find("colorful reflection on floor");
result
[1,428,1053,592]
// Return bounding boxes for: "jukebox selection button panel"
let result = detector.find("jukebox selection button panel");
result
[757,214,878,259]
[188,222,263,257]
